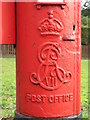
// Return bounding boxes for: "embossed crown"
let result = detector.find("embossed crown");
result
[38,11,63,36]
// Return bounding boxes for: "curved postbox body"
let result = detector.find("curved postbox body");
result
[0,2,15,44]
[16,0,81,119]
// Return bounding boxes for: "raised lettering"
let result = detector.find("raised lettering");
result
[42,95,47,103]
[37,95,42,103]
[54,95,59,103]
[65,94,70,102]
[48,95,54,103]
[25,93,73,103]
[32,95,36,102]
[25,94,31,102]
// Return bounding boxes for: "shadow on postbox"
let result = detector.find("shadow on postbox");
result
[0,2,15,44]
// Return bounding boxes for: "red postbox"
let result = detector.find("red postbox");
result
[0,2,15,44]
[15,0,82,119]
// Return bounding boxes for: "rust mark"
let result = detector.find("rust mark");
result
[33,42,36,47]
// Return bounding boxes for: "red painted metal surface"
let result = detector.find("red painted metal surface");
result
[16,1,81,118]
[0,2,15,44]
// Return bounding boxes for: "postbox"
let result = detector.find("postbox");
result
[15,0,82,119]
[0,2,15,44]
